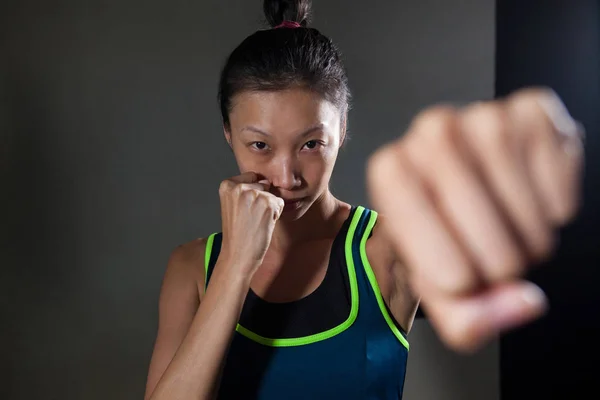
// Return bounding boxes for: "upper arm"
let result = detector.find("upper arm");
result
[144,239,207,400]
[388,257,420,333]
[367,215,420,334]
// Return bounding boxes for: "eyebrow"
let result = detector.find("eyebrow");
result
[241,124,324,138]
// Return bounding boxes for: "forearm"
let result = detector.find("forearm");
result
[149,258,251,400]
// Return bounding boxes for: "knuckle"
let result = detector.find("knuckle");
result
[506,91,564,144]
[509,87,566,132]
[245,188,260,201]
[255,191,270,206]
[507,87,580,143]
[462,102,508,149]
[233,183,245,196]
[411,106,459,152]
[219,180,233,195]
[367,145,398,180]
[512,86,558,105]
[509,89,546,118]
[412,105,458,130]
[268,202,280,214]
[367,144,413,192]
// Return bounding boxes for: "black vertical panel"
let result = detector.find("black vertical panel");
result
[496,1,600,399]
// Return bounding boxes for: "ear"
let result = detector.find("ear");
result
[339,113,348,148]
[223,125,232,148]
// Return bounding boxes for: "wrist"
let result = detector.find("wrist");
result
[214,253,257,287]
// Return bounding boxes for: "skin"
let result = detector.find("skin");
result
[144,86,583,400]
[368,88,583,349]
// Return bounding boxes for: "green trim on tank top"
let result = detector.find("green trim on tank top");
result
[204,233,215,280]
[203,206,409,350]
[359,210,410,351]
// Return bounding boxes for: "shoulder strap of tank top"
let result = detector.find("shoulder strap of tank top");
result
[352,206,410,350]
[204,232,222,291]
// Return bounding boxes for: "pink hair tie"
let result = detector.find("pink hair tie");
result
[274,20,302,29]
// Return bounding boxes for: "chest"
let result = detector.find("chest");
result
[250,239,334,303]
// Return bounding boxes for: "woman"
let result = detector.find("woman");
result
[145,1,583,399]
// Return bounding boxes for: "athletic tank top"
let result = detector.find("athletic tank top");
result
[204,206,409,399]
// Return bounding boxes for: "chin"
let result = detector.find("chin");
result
[279,199,312,221]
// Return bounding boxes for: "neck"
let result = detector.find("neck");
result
[271,190,342,250]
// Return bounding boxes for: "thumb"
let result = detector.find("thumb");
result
[275,197,285,220]
[425,281,548,352]
[257,179,271,191]
[232,171,260,184]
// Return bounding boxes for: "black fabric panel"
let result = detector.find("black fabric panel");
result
[206,233,222,288]
[237,207,356,338]
[205,208,358,338]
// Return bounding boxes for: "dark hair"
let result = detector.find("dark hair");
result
[218,0,351,129]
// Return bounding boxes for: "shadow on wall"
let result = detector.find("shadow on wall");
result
[403,320,499,400]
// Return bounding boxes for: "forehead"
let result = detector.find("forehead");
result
[229,89,340,131]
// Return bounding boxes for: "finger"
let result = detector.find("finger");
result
[459,102,554,262]
[367,139,477,295]
[271,196,285,220]
[256,191,285,220]
[230,171,260,184]
[507,88,584,226]
[240,182,270,192]
[258,179,272,191]
[405,108,523,284]
[422,280,548,353]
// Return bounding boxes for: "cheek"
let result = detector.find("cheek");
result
[234,152,290,181]
[304,152,337,183]
[231,147,262,172]
[235,157,255,173]
[321,146,339,171]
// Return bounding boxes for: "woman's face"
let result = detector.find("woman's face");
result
[225,88,345,220]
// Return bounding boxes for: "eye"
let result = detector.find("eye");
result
[251,141,268,150]
[303,140,320,150]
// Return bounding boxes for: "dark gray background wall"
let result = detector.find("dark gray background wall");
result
[2,1,497,399]
[496,1,600,398]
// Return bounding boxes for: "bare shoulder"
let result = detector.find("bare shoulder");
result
[366,212,420,333]
[164,237,209,300]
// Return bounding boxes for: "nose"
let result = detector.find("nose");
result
[269,155,301,191]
